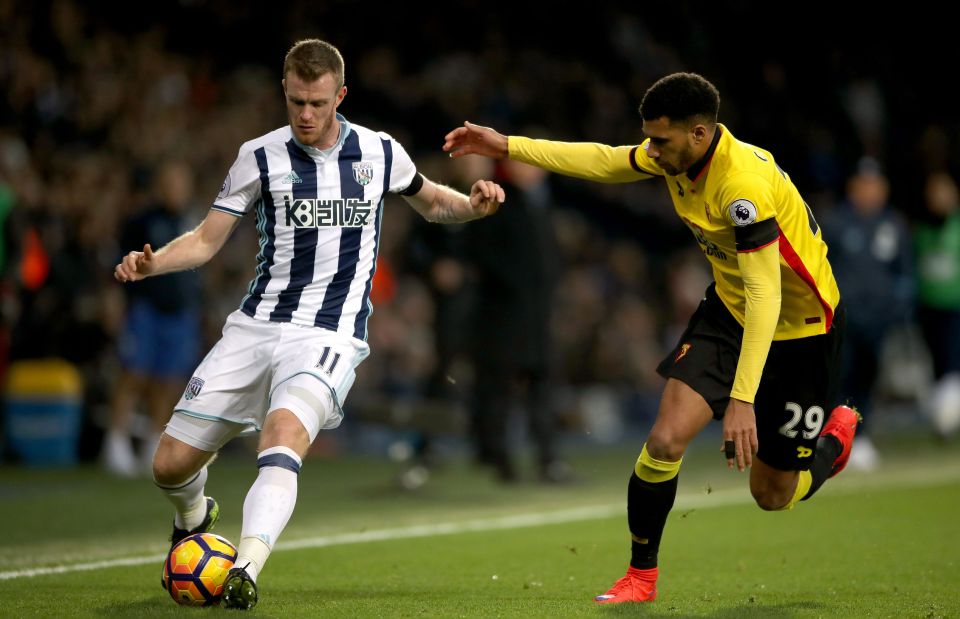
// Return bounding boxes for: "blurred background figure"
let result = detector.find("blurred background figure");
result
[914,172,960,438]
[397,154,490,478]
[0,0,956,473]
[101,161,202,477]
[823,158,914,471]
[463,158,571,483]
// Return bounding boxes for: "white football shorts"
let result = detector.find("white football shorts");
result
[168,310,369,448]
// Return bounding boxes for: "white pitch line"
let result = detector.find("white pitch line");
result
[1,463,957,581]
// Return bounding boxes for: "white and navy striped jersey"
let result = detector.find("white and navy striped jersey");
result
[212,114,418,341]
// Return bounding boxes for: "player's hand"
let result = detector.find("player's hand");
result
[114,243,157,283]
[721,398,758,471]
[469,180,505,218]
[443,121,509,159]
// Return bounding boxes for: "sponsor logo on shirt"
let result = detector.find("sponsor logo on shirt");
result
[283,196,373,228]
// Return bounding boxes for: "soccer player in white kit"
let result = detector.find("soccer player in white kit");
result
[114,39,505,610]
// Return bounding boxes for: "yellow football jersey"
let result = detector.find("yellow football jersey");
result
[628,124,840,339]
[511,125,840,339]
[508,125,841,403]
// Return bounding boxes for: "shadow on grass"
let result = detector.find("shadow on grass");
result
[99,597,230,617]
[599,599,827,617]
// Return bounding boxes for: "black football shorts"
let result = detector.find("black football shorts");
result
[657,284,845,471]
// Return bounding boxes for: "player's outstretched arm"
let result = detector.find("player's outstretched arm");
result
[114,209,240,283]
[443,122,509,159]
[404,176,504,224]
[446,121,649,184]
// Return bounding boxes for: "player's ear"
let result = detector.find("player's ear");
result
[281,78,287,95]
[692,123,707,144]
[336,85,347,107]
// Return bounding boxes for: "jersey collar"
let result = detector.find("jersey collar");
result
[291,113,352,159]
[685,124,723,183]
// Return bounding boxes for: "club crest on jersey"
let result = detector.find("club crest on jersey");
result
[728,199,758,226]
[352,161,374,186]
[184,376,205,401]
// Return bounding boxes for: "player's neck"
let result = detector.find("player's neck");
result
[315,123,342,151]
[693,126,718,160]
[294,118,344,155]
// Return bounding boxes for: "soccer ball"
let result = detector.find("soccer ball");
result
[162,532,238,606]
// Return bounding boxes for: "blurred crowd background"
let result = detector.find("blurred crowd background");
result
[1,0,958,481]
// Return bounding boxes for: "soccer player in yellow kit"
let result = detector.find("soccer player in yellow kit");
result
[444,72,861,604]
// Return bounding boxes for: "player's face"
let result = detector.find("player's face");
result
[641,116,699,176]
[283,72,347,148]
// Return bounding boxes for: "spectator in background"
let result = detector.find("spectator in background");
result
[415,155,492,401]
[386,155,490,483]
[823,158,914,470]
[102,161,202,476]
[0,177,15,380]
[914,172,960,437]
[463,158,571,483]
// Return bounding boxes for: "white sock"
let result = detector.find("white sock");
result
[155,466,208,530]
[237,446,302,582]
[235,536,271,583]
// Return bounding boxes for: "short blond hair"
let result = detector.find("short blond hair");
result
[283,39,344,87]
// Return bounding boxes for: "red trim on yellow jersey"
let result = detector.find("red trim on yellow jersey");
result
[737,236,779,254]
[687,127,722,183]
[777,225,834,330]
[690,151,716,184]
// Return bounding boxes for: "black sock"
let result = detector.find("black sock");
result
[628,471,678,569]
[802,435,841,501]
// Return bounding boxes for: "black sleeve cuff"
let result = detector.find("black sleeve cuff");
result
[398,172,424,196]
[735,217,779,252]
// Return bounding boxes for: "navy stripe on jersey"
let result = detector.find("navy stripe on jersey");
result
[240,147,277,317]
[270,142,320,322]
[315,130,364,330]
[212,204,246,217]
[352,138,392,339]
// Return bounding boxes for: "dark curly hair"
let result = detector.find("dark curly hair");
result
[640,72,720,126]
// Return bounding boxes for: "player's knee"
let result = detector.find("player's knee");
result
[750,484,792,511]
[260,409,311,457]
[152,449,191,486]
[645,430,687,462]
[151,436,210,485]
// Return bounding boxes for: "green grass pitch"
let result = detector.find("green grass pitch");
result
[1,435,958,618]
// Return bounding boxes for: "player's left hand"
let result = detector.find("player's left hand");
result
[443,121,509,159]
[722,398,758,471]
[469,179,505,218]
